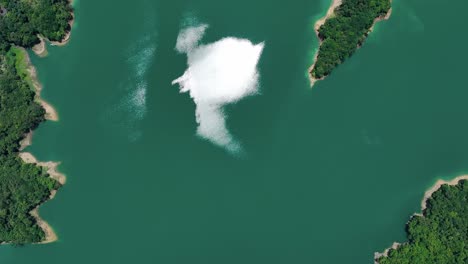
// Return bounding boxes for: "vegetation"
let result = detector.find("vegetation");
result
[0,157,59,244]
[311,0,391,79]
[0,0,72,48]
[0,0,72,244]
[377,180,468,264]
[0,48,45,156]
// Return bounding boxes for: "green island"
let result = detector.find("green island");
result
[0,0,72,244]
[310,0,392,83]
[376,177,468,264]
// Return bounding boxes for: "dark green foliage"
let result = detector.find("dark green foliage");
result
[378,180,468,264]
[0,156,59,244]
[0,50,45,155]
[0,0,72,47]
[0,50,53,245]
[312,0,391,79]
[31,0,73,42]
[0,0,72,244]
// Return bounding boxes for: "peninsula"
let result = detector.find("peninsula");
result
[0,0,73,244]
[309,0,392,85]
[375,176,468,264]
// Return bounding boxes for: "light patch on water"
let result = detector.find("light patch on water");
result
[172,23,264,153]
[122,81,148,121]
[129,37,157,79]
[125,41,156,122]
[104,4,156,142]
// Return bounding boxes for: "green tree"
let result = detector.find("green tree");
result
[0,0,72,244]
[311,0,391,79]
[377,180,468,264]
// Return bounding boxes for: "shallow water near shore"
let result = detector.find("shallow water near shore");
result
[2,0,468,263]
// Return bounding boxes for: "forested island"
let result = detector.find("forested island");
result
[376,177,468,264]
[0,0,72,244]
[309,0,392,85]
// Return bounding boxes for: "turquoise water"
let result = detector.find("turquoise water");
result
[2,0,468,263]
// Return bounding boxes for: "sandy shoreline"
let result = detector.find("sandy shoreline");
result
[14,0,75,244]
[374,242,400,263]
[308,0,342,86]
[19,51,63,245]
[19,139,67,244]
[314,0,343,34]
[24,50,59,121]
[308,0,392,87]
[50,9,75,47]
[30,209,58,244]
[19,152,67,186]
[420,175,468,211]
[19,151,66,244]
[32,0,75,56]
[370,5,393,33]
[374,175,468,263]
[32,36,48,57]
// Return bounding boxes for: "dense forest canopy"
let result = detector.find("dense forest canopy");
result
[311,0,391,79]
[377,180,468,264]
[0,0,72,48]
[0,0,72,244]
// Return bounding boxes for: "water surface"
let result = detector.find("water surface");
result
[2,0,468,263]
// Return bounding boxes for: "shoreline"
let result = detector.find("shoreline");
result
[17,0,75,244]
[19,151,67,244]
[24,49,59,121]
[308,0,342,86]
[32,0,75,56]
[308,0,392,87]
[20,51,62,244]
[370,6,393,33]
[374,175,468,263]
[420,175,468,211]
[50,8,75,47]
[374,242,400,263]
[31,36,48,57]
[19,137,67,244]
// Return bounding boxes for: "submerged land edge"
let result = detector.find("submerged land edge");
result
[32,0,75,57]
[24,14,74,244]
[2,0,75,245]
[308,0,392,86]
[373,175,468,263]
[308,0,342,86]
